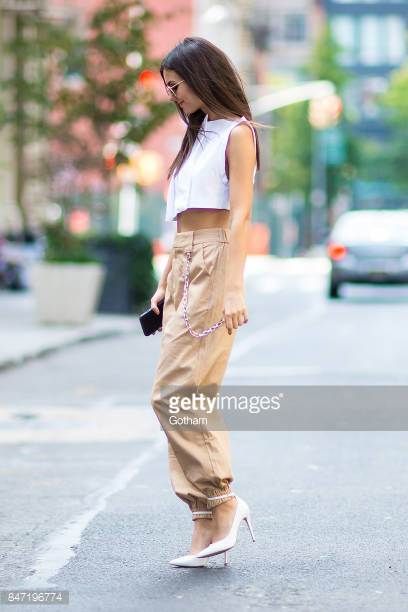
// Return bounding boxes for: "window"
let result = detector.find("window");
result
[332,16,357,64]
[360,15,383,64]
[332,1,391,4]
[284,14,306,41]
[359,14,405,65]
[331,13,406,67]
[387,16,405,64]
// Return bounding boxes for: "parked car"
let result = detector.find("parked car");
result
[0,235,25,290]
[326,209,408,299]
[0,231,44,290]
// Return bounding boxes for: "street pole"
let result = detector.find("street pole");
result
[310,128,327,246]
[249,81,336,116]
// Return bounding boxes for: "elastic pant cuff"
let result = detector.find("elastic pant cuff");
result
[192,510,213,521]
[205,487,235,509]
[191,498,213,514]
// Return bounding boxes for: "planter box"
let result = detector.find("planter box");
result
[87,244,135,314]
[31,262,106,324]
[86,239,155,314]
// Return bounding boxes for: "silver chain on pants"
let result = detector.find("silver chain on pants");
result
[182,250,225,338]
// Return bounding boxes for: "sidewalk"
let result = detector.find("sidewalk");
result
[0,255,171,371]
[0,291,138,371]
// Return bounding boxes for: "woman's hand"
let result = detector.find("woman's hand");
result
[151,284,166,333]
[223,289,249,335]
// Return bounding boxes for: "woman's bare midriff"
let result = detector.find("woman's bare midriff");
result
[176,208,230,232]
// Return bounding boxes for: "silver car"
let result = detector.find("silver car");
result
[326,209,408,299]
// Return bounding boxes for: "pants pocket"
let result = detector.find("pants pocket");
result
[201,242,222,277]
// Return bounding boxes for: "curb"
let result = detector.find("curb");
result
[0,320,140,373]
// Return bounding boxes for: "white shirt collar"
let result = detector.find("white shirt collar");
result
[203,113,242,129]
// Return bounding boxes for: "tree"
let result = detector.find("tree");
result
[377,63,408,191]
[269,23,356,247]
[381,63,408,124]
[48,0,174,215]
[0,4,75,229]
[0,0,174,230]
[271,101,311,199]
[305,23,349,91]
[305,23,356,221]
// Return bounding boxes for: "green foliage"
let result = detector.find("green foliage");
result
[43,220,98,264]
[0,10,78,228]
[380,63,408,125]
[0,13,76,139]
[304,23,350,90]
[376,63,408,189]
[272,101,311,197]
[269,23,357,230]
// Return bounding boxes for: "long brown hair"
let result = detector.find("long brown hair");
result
[160,36,265,180]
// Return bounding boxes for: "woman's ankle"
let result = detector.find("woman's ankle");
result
[190,518,213,553]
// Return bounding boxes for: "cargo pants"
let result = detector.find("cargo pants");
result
[150,227,237,520]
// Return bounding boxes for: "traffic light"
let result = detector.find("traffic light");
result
[308,95,343,129]
[137,69,156,90]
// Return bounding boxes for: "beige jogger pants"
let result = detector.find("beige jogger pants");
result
[150,227,237,521]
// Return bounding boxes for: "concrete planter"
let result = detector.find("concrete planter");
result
[31,262,106,324]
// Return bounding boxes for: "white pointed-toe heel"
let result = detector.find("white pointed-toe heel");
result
[169,553,209,568]
[195,495,255,562]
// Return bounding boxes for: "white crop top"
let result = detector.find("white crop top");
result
[165,113,257,222]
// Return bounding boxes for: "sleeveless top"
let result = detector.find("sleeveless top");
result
[165,114,257,222]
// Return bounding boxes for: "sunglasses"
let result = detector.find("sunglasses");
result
[165,79,185,98]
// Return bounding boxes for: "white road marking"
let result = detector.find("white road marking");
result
[23,436,165,588]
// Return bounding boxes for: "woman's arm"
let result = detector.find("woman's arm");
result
[151,237,175,316]
[224,123,257,334]
[158,248,174,290]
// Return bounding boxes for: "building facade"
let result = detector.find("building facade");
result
[324,0,407,137]
[323,0,407,210]
[243,0,323,89]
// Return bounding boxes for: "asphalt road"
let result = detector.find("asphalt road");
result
[1,259,408,611]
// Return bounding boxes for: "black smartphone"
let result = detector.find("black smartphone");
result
[138,298,165,336]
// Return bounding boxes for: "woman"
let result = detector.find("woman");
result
[150,37,261,567]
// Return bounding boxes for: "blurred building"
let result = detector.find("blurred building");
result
[193,0,249,76]
[322,0,408,210]
[243,0,323,88]
[323,0,407,138]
